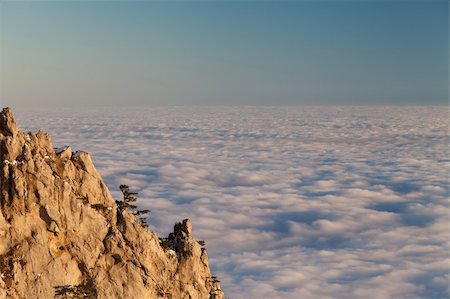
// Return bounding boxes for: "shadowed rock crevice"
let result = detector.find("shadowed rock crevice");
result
[0,107,224,299]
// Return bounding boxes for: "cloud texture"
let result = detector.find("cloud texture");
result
[16,106,449,299]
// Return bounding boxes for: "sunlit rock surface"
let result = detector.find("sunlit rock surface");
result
[0,107,224,299]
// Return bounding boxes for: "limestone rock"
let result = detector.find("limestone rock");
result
[0,107,224,299]
[0,108,18,137]
[55,146,72,160]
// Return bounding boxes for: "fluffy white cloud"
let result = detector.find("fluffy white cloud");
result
[15,106,449,299]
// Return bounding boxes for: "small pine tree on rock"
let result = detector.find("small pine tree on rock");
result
[116,184,150,228]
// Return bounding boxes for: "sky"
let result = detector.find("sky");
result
[0,0,448,108]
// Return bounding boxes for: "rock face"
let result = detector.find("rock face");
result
[0,107,224,299]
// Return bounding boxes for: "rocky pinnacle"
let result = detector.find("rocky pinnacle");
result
[0,107,224,299]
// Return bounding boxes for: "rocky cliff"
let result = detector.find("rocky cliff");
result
[0,107,224,299]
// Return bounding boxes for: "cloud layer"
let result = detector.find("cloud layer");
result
[16,106,449,299]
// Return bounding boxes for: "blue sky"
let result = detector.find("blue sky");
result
[1,0,448,107]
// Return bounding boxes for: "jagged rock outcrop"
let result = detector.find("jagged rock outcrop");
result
[0,107,224,299]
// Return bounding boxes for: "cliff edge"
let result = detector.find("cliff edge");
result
[0,107,224,299]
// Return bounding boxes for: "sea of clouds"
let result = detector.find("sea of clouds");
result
[15,106,449,299]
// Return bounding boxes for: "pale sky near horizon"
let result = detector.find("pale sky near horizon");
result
[0,0,448,108]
